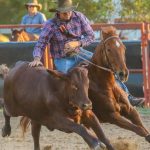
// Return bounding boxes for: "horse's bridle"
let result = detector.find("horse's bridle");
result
[102,36,120,73]
[77,35,123,74]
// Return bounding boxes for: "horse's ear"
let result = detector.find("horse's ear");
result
[109,26,116,34]
[11,29,15,32]
[20,29,24,32]
[101,26,116,34]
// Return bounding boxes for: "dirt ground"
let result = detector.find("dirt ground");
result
[0,110,150,150]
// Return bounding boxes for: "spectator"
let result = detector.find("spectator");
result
[21,0,47,35]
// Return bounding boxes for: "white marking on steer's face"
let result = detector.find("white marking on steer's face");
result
[116,41,120,47]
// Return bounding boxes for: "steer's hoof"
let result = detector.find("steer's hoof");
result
[92,142,106,150]
[145,134,150,143]
[2,125,11,137]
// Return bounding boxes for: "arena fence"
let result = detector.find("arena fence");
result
[0,23,150,107]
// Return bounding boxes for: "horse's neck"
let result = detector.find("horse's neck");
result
[21,31,37,41]
[22,32,31,41]
[88,48,115,86]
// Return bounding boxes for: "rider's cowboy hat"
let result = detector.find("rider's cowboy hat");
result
[49,0,78,12]
[25,0,42,10]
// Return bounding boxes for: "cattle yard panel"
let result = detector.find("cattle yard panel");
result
[0,23,150,106]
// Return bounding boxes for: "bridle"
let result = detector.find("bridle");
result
[77,35,123,74]
[102,36,120,73]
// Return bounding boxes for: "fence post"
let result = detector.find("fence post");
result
[141,23,150,106]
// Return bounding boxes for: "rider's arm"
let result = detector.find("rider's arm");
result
[78,12,95,47]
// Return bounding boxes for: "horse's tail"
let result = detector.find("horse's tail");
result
[0,64,9,79]
[20,116,31,137]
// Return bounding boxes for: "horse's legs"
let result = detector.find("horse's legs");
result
[82,110,115,150]
[2,107,11,137]
[108,112,149,138]
[122,106,150,142]
[31,120,41,150]
[49,115,101,150]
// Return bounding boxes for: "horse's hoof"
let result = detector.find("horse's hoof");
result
[92,142,106,150]
[2,125,11,137]
[145,134,150,143]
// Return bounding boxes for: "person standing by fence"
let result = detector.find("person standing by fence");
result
[21,0,47,35]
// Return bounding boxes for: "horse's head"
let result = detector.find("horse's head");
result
[95,26,129,82]
[10,29,24,41]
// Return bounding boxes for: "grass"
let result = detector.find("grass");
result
[137,107,150,115]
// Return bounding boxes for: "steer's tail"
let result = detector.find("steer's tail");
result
[0,64,9,79]
[20,117,31,137]
[0,98,4,108]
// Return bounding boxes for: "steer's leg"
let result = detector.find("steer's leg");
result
[31,120,41,150]
[82,110,115,150]
[2,107,11,137]
[49,115,101,150]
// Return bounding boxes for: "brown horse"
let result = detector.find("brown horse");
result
[84,26,150,143]
[0,34,9,42]
[10,29,39,41]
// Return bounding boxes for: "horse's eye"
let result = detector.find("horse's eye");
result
[107,48,111,52]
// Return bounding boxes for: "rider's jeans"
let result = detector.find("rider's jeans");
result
[116,78,129,94]
[54,48,92,73]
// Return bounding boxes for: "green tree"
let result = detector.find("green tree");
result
[120,0,150,22]
[73,0,114,22]
[0,0,114,24]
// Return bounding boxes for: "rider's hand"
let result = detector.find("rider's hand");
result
[29,57,43,67]
[64,41,81,50]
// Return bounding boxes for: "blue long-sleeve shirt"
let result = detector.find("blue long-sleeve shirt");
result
[21,12,46,35]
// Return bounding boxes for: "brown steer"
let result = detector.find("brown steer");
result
[0,62,114,150]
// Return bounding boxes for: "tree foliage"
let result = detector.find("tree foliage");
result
[120,0,150,22]
[0,0,114,24]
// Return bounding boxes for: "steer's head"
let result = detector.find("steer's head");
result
[67,67,92,110]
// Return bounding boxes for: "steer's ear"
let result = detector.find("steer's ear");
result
[46,69,68,80]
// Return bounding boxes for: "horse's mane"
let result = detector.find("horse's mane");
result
[100,26,118,40]
[11,29,39,41]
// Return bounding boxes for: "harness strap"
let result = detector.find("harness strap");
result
[103,36,119,44]
[76,51,113,73]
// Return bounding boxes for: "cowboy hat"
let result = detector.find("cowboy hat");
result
[25,0,42,10]
[49,0,78,12]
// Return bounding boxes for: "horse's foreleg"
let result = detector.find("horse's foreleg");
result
[2,107,11,137]
[82,110,115,150]
[31,120,41,150]
[109,112,149,138]
[122,106,150,142]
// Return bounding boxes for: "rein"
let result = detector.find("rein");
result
[77,52,113,73]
